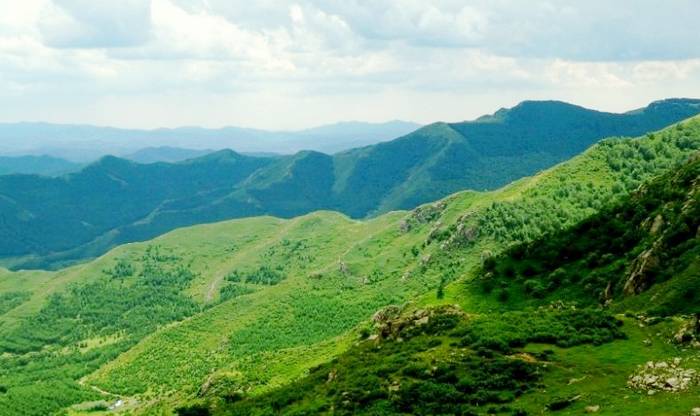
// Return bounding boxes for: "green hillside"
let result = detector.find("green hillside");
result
[212,133,700,416]
[469,150,700,315]
[2,99,699,270]
[0,115,697,415]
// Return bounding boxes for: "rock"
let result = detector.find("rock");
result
[460,225,478,242]
[649,214,664,235]
[414,316,429,326]
[398,219,410,233]
[585,405,600,413]
[628,359,699,393]
[372,305,402,323]
[371,304,464,340]
[665,377,680,388]
[623,248,660,295]
[691,408,700,416]
[327,369,337,383]
[567,376,587,385]
[674,314,700,345]
[602,281,614,303]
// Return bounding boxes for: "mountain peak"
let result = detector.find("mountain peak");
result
[184,148,243,164]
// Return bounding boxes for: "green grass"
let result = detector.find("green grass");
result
[513,317,700,415]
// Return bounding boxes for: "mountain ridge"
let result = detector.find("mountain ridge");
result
[1,99,699,270]
[0,120,422,160]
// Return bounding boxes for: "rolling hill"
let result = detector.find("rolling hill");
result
[1,99,699,270]
[0,114,697,415]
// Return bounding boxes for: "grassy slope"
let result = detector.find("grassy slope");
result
[214,125,700,416]
[0,117,698,415]
[88,117,700,412]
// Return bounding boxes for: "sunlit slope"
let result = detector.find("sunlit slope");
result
[84,118,700,409]
[0,116,698,415]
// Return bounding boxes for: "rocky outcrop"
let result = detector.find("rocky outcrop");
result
[399,201,446,233]
[623,247,660,295]
[371,304,465,340]
[673,314,700,346]
[627,358,698,394]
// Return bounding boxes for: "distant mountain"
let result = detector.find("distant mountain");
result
[124,147,214,164]
[332,98,700,215]
[290,120,424,153]
[0,155,80,176]
[0,120,422,161]
[0,99,698,269]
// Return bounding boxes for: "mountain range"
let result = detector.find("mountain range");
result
[0,120,421,161]
[0,155,81,176]
[0,111,697,415]
[1,98,699,270]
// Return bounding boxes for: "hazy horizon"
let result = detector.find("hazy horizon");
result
[2,0,699,130]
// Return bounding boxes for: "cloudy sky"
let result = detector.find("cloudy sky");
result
[1,0,699,129]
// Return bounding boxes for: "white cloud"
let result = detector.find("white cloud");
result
[0,0,698,129]
[39,0,152,48]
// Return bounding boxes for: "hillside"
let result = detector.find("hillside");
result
[469,151,699,315]
[211,135,700,415]
[0,151,273,267]
[0,115,697,415]
[2,99,699,270]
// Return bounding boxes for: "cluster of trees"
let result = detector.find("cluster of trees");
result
[219,284,254,302]
[0,291,30,315]
[225,265,286,286]
[0,245,204,415]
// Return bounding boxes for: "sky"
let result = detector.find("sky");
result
[1,0,699,130]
